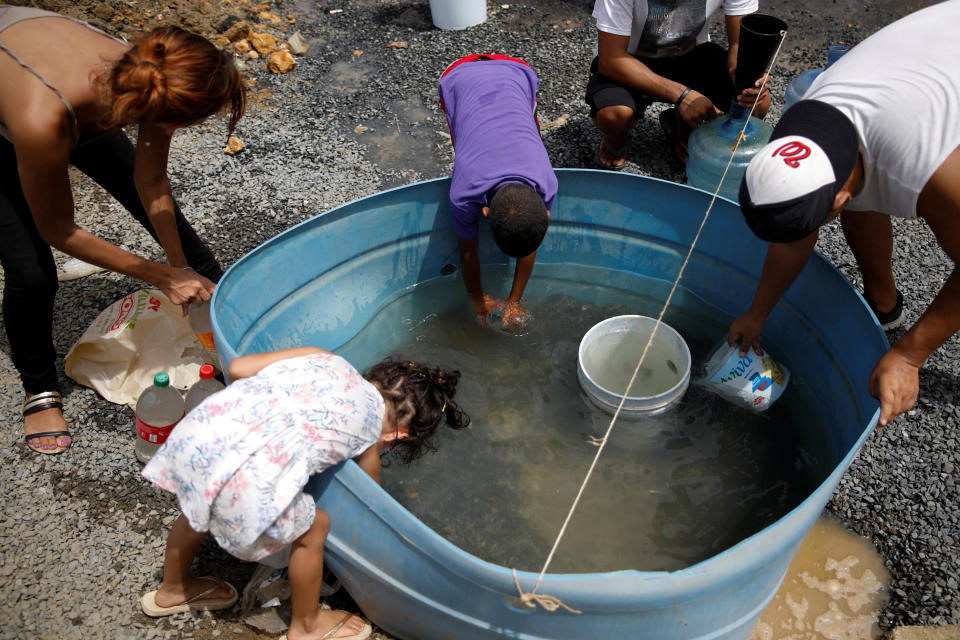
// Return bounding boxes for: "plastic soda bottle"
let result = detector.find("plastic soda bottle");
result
[784,44,849,111]
[184,364,225,414]
[189,301,219,367]
[135,372,185,463]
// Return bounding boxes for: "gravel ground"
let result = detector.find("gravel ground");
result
[1,0,957,638]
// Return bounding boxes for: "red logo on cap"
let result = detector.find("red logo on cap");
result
[772,141,811,168]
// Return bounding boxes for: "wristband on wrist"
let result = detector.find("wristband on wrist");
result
[675,87,692,109]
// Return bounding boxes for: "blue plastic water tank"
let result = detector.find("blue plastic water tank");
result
[211,170,887,640]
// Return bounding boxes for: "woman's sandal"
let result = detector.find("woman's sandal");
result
[23,390,72,455]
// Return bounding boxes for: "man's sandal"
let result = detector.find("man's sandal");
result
[595,135,629,171]
[23,391,72,455]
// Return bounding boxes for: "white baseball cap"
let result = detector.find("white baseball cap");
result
[739,100,859,242]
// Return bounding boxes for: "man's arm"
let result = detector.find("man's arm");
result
[728,231,819,354]
[596,31,721,127]
[873,146,960,425]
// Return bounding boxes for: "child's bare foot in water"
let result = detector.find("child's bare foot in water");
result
[288,609,371,640]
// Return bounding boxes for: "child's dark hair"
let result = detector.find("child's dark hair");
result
[488,182,549,258]
[363,359,470,463]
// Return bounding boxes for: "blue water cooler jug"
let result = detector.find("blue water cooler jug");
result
[685,13,786,202]
[685,103,773,202]
[784,44,849,111]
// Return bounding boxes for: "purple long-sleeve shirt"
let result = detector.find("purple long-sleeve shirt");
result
[439,59,558,240]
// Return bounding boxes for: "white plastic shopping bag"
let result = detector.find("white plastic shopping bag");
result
[64,289,214,408]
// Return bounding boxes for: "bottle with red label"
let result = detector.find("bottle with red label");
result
[189,301,219,369]
[135,372,185,463]
[184,364,225,415]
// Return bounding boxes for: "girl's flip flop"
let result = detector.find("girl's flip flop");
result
[140,576,238,617]
[279,611,372,640]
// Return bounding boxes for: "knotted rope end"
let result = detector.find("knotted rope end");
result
[512,569,582,615]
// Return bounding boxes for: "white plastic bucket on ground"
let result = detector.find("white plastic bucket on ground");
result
[577,315,691,417]
[429,0,486,30]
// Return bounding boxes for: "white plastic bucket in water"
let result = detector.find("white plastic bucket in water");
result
[428,0,486,30]
[577,315,691,418]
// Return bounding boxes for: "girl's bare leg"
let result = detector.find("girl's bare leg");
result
[154,514,235,607]
[287,509,368,640]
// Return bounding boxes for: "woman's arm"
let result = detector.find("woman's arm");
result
[12,118,213,305]
[134,124,190,269]
[226,346,331,381]
[13,119,175,284]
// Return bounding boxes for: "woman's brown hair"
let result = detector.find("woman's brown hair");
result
[103,27,246,133]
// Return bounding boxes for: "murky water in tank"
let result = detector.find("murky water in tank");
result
[337,264,833,573]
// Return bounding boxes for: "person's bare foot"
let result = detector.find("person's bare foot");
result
[287,609,370,640]
[153,576,235,609]
[23,394,71,453]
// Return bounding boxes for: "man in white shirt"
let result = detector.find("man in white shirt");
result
[733,1,960,427]
[587,0,770,169]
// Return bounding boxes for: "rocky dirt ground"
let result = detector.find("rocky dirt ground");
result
[1,0,956,639]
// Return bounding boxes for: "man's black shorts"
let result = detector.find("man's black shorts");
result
[585,42,735,117]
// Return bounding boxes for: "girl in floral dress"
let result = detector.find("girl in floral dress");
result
[139,346,469,640]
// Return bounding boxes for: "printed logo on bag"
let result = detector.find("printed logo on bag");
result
[772,141,811,168]
[107,293,137,332]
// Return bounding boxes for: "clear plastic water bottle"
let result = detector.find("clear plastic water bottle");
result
[783,44,849,112]
[184,363,225,414]
[189,300,219,367]
[685,102,774,202]
[135,372,185,463]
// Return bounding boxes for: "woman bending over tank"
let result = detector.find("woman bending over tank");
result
[140,348,470,640]
[0,6,245,455]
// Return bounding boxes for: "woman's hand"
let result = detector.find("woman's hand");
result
[159,266,215,309]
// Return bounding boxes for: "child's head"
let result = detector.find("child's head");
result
[364,359,470,463]
[487,182,549,258]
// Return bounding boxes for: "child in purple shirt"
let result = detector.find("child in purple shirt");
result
[439,54,558,329]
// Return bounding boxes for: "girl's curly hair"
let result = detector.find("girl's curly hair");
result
[364,359,470,464]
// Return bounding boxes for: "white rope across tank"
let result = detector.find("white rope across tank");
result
[512,28,789,612]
